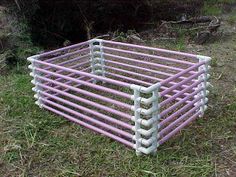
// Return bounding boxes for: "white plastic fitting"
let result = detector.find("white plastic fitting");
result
[135,145,156,155]
[130,95,158,105]
[131,106,159,116]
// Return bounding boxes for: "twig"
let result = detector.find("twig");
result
[153,37,176,40]
[72,0,93,39]
[94,34,110,39]
[216,73,223,80]
[14,0,21,10]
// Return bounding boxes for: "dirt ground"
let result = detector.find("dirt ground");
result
[186,13,236,176]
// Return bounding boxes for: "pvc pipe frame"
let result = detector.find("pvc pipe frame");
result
[27,38,211,155]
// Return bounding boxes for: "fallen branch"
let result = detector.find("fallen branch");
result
[159,16,221,44]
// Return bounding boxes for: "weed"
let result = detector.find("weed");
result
[227,13,236,25]
[175,36,186,51]
[0,10,41,70]
[211,57,218,67]
[202,2,222,16]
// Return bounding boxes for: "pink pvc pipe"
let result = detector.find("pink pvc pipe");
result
[106,72,151,86]
[43,54,90,72]
[105,66,194,99]
[39,40,89,58]
[55,78,94,96]
[40,96,133,139]
[160,70,204,97]
[105,65,160,81]
[160,96,202,128]
[38,86,131,120]
[42,55,90,87]
[105,65,194,94]
[160,62,204,86]
[46,62,192,101]
[44,47,90,63]
[161,79,203,106]
[103,46,195,65]
[160,87,203,117]
[106,59,172,77]
[45,68,92,99]
[42,104,134,148]
[52,66,91,87]
[43,55,89,78]
[106,72,192,102]
[163,94,190,103]
[33,60,132,88]
[35,67,131,99]
[55,79,94,96]
[159,104,201,137]
[43,60,90,86]
[159,111,201,145]
[105,59,193,82]
[42,66,91,96]
[160,85,192,97]
[54,54,90,66]
[104,53,183,73]
[45,61,91,82]
[43,53,90,92]
[102,40,198,59]
[36,78,132,119]
[108,69,192,100]
[41,90,132,130]
[37,78,132,110]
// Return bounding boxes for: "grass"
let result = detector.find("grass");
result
[202,2,222,16]
[0,69,215,177]
[1,11,236,176]
[227,12,236,25]
[201,0,236,16]
[0,50,236,177]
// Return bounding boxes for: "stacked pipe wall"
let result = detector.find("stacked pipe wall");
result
[28,39,211,155]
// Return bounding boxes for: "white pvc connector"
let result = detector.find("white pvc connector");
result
[100,41,105,80]
[131,116,158,127]
[131,83,160,155]
[133,89,142,156]
[132,136,155,146]
[130,83,161,94]
[197,55,211,117]
[197,55,211,63]
[32,86,43,108]
[135,145,156,155]
[89,40,96,84]
[28,55,43,109]
[27,55,40,63]
[131,94,158,105]
[131,106,159,116]
[151,89,160,155]
[89,39,106,83]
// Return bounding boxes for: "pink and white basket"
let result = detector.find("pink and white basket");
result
[28,39,211,155]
